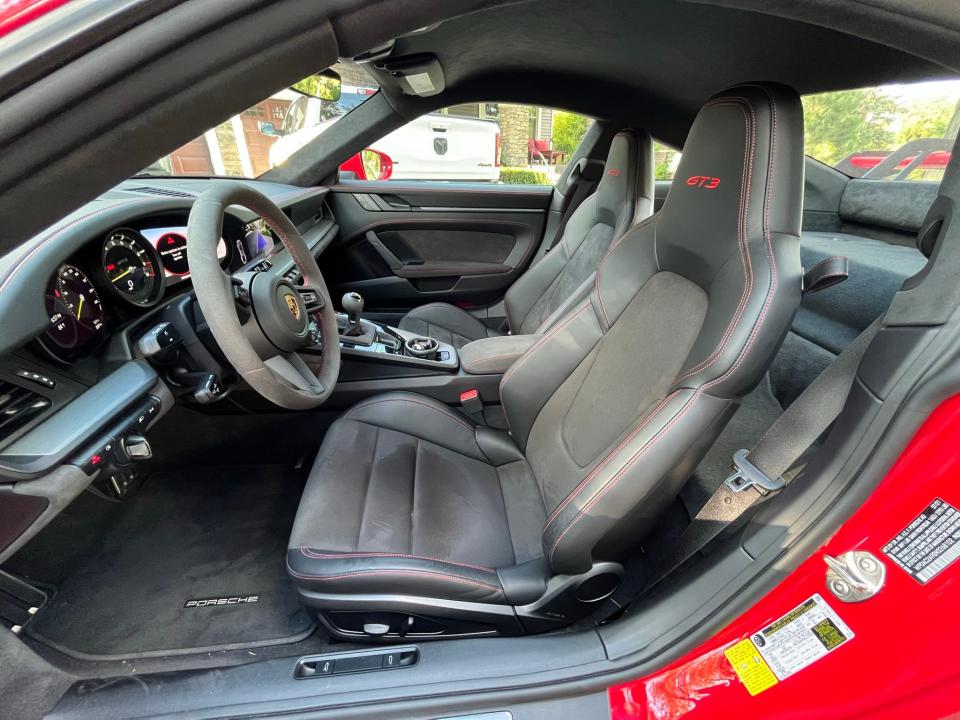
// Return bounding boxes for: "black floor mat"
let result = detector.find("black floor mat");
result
[27,465,314,659]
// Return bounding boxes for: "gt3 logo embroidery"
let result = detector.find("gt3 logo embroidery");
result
[686,175,721,189]
[184,594,260,608]
[607,169,621,176]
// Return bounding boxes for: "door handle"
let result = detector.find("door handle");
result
[365,231,424,269]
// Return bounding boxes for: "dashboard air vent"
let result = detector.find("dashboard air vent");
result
[0,381,51,444]
[126,186,196,199]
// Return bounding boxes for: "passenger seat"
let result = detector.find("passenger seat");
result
[398,130,654,347]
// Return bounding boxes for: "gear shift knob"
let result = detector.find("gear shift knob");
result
[341,292,364,336]
[342,292,364,316]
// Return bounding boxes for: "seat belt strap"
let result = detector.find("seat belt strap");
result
[648,317,882,586]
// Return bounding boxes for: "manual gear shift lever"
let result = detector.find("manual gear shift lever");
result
[342,292,364,336]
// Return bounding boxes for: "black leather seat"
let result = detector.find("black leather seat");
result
[289,84,805,639]
[397,130,655,347]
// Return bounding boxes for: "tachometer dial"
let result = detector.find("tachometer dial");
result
[102,228,163,306]
[55,264,104,331]
[44,293,78,348]
[40,263,107,362]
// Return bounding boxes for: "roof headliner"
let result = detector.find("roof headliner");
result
[372,0,955,144]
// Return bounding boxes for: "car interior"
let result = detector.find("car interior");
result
[1,0,959,718]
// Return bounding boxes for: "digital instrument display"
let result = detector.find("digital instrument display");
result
[138,227,227,281]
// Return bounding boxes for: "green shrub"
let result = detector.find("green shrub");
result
[552,111,591,153]
[655,159,673,180]
[498,167,552,185]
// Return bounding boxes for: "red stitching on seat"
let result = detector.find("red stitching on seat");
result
[287,567,503,594]
[674,100,756,383]
[345,396,474,433]
[499,300,591,392]
[299,548,497,574]
[547,392,700,564]
[547,91,785,568]
[542,392,679,531]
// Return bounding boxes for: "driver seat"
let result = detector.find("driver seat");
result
[288,83,804,640]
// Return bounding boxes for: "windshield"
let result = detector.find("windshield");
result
[802,79,960,181]
[140,62,379,178]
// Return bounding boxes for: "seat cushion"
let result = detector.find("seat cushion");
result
[288,392,545,604]
[398,302,502,349]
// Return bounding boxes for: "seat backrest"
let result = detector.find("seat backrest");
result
[500,84,804,574]
[504,129,654,336]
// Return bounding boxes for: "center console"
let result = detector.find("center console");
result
[302,292,459,379]
[302,292,536,410]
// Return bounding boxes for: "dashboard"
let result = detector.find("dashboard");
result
[0,177,337,567]
[37,215,275,364]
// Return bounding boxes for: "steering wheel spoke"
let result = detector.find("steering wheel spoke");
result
[264,352,325,395]
[296,285,325,313]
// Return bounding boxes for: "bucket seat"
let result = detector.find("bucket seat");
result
[398,129,655,347]
[288,83,804,639]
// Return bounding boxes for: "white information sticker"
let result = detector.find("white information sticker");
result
[749,593,854,681]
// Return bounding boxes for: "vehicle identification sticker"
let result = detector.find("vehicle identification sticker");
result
[882,497,960,584]
[725,594,853,695]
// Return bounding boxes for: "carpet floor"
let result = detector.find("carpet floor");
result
[27,465,314,658]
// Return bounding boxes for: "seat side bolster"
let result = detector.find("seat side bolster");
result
[504,229,578,332]
[500,300,604,451]
[344,391,487,462]
[543,391,730,574]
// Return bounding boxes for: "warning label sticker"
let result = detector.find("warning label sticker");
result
[725,594,853,695]
[724,638,778,696]
[882,498,960,584]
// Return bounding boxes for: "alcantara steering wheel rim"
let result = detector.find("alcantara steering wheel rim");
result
[187,182,339,409]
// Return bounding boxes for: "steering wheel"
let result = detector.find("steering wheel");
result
[187,183,339,409]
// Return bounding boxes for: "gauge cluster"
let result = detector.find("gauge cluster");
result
[41,264,105,358]
[138,227,228,279]
[102,229,164,306]
[37,215,239,363]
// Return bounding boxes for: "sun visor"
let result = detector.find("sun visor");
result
[376,54,445,97]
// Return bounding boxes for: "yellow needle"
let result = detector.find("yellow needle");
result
[77,294,84,319]
[112,267,134,283]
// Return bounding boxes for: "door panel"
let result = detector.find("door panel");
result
[325,180,552,318]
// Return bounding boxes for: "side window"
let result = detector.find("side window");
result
[340,103,593,185]
[803,80,960,181]
[654,141,682,180]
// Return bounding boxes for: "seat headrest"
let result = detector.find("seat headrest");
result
[658,83,804,284]
[595,129,654,232]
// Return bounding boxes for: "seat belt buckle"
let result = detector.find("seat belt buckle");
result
[460,389,483,415]
[724,449,786,496]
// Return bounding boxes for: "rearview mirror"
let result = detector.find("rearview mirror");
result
[291,68,342,102]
